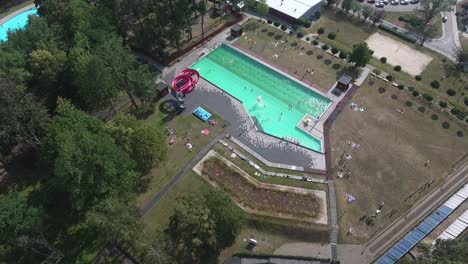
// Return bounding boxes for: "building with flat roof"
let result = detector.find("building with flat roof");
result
[264,0,322,22]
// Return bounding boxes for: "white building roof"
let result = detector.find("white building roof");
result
[265,0,322,19]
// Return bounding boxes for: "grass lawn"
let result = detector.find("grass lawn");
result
[136,100,227,208]
[304,8,466,112]
[0,0,33,19]
[330,77,468,244]
[235,19,357,91]
[384,11,443,39]
[307,8,377,53]
[142,168,329,263]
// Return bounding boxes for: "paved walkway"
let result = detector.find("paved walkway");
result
[141,127,232,217]
[362,163,468,262]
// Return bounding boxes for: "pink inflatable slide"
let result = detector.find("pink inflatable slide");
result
[171,69,200,94]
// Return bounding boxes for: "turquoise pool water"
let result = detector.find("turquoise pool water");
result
[0,8,38,41]
[190,44,331,152]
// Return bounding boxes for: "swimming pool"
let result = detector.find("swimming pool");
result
[0,8,38,41]
[191,44,331,152]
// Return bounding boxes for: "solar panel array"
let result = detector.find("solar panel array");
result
[374,184,468,264]
[434,210,468,242]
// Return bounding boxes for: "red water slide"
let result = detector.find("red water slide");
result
[171,68,200,94]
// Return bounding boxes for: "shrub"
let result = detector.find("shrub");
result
[298,19,306,26]
[386,75,393,81]
[380,57,387,63]
[292,24,299,31]
[397,84,404,90]
[394,65,401,71]
[328,32,336,40]
[398,16,404,21]
[439,101,447,108]
[430,80,440,89]
[267,19,273,24]
[464,97,468,106]
[369,49,374,55]
[423,94,433,102]
[317,27,325,34]
[408,86,414,91]
[415,75,422,81]
[312,40,319,45]
[373,68,381,75]
[305,36,310,41]
[447,89,456,96]
[273,21,280,27]
[451,108,466,120]
[331,47,339,54]
[281,24,287,30]
[412,91,419,97]
[297,32,304,38]
[322,44,329,50]
[304,21,312,28]
[339,51,347,59]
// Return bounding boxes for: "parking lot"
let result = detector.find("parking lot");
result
[359,0,420,12]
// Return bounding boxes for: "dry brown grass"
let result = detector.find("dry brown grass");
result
[202,158,321,219]
[330,77,468,244]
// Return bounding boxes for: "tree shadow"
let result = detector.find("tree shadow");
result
[378,87,386,94]
[274,34,283,40]
[405,101,413,107]
[306,50,313,56]
[391,94,398,100]
[316,54,323,60]
[332,63,341,70]
[442,121,450,129]
[324,59,332,65]
[431,114,438,120]
[290,42,298,47]
[417,106,426,113]
[261,28,268,32]
[267,32,275,37]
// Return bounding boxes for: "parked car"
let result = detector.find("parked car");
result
[442,16,448,22]
[400,0,409,4]
[391,0,399,4]
[376,2,385,7]
[382,0,389,4]
[410,0,419,3]
[367,0,376,3]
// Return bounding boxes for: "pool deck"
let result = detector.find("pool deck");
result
[160,18,357,173]
[0,3,35,26]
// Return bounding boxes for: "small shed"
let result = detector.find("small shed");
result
[155,81,169,97]
[231,24,243,38]
[336,74,353,92]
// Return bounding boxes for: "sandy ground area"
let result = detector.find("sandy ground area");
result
[274,242,331,258]
[366,33,432,76]
[337,244,368,264]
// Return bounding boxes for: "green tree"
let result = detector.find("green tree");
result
[166,189,243,263]
[167,195,217,263]
[351,0,362,17]
[0,80,49,168]
[342,0,353,14]
[43,99,138,214]
[0,193,42,245]
[417,0,455,45]
[28,48,67,107]
[256,0,270,21]
[85,197,143,244]
[106,114,167,174]
[361,5,374,21]
[198,1,208,38]
[349,42,373,67]
[204,189,243,249]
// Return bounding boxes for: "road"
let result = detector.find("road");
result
[361,163,468,262]
[424,9,461,61]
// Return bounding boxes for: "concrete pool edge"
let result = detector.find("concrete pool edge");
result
[0,4,36,26]
[190,43,331,153]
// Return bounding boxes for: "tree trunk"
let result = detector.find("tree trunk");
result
[126,91,139,109]
[201,14,205,38]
